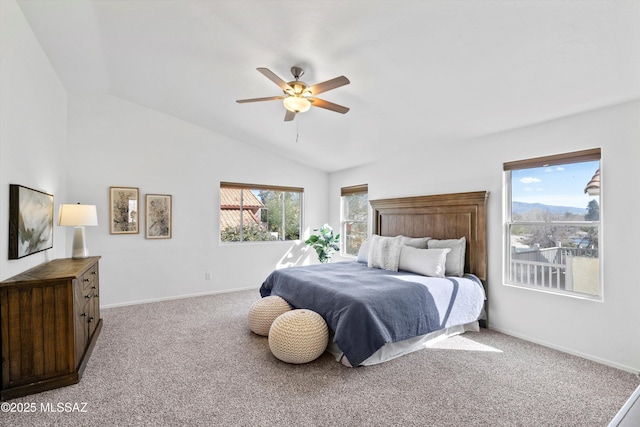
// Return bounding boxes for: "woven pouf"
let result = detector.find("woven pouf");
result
[248,296,292,336]
[268,309,329,364]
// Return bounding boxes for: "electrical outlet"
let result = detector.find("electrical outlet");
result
[205,272,211,280]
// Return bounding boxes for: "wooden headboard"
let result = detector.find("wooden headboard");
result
[370,191,489,281]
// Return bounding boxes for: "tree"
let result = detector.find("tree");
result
[258,190,300,240]
[521,224,573,249]
[343,193,368,256]
[220,223,274,242]
[585,200,599,221]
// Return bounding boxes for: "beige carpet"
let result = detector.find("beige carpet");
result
[2,289,638,426]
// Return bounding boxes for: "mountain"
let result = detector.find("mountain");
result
[512,201,587,216]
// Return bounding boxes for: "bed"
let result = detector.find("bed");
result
[260,191,489,366]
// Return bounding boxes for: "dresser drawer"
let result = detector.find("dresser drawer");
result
[80,284,95,304]
[81,264,99,290]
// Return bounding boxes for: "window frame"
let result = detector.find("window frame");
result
[340,184,369,257]
[503,148,602,300]
[219,182,303,244]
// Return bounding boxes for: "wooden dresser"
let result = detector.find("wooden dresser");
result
[0,257,102,400]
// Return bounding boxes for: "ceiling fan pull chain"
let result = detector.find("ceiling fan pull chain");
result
[296,119,300,143]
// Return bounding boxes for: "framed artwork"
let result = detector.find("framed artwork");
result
[109,186,139,234]
[8,184,54,259]
[145,194,172,239]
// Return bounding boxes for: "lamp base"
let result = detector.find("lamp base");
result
[71,226,90,259]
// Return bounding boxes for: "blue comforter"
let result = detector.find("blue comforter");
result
[260,261,485,366]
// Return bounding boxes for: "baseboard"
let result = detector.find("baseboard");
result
[101,286,259,309]
[489,325,640,375]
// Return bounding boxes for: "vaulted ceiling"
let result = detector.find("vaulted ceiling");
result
[16,0,640,172]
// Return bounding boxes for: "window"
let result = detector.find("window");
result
[341,184,368,256]
[504,148,601,298]
[220,182,302,243]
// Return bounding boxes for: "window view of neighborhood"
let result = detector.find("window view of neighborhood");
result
[220,185,302,243]
[341,185,368,257]
[506,155,601,297]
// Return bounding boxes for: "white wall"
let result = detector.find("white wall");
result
[329,100,640,373]
[66,94,328,307]
[0,0,68,279]
[3,0,637,374]
[1,0,327,310]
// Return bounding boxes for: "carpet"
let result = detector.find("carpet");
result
[2,289,637,426]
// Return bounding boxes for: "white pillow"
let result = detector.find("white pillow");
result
[356,238,371,263]
[368,235,404,271]
[358,235,431,264]
[400,236,431,249]
[398,246,451,278]
[427,237,466,277]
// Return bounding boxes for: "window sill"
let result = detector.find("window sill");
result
[220,239,302,246]
[503,282,603,302]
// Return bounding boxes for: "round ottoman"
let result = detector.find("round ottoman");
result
[268,309,329,364]
[248,296,292,336]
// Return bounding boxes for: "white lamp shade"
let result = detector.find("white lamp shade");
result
[58,204,98,226]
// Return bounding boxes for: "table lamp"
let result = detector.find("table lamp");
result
[58,203,98,259]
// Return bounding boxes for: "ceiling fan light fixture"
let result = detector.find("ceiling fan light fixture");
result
[237,66,350,121]
[283,96,311,113]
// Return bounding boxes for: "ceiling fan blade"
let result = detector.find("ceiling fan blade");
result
[307,76,350,96]
[236,96,284,103]
[284,110,296,121]
[257,67,291,92]
[308,98,350,114]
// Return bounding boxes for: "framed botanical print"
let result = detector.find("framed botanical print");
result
[8,184,54,259]
[145,194,172,239]
[109,186,139,234]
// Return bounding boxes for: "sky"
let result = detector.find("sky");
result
[511,160,599,209]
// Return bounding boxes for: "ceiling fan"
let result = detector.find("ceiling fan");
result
[236,66,350,121]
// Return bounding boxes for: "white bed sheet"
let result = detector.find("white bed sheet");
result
[326,321,480,367]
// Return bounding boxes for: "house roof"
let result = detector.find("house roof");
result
[15,1,640,172]
[219,209,261,230]
[220,188,264,230]
[220,188,264,210]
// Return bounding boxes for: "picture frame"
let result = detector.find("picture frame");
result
[8,184,54,259]
[109,186,139,234]
[145,194,172,239]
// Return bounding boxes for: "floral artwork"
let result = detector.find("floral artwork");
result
[145,194,172,239]
[110,187,139,234]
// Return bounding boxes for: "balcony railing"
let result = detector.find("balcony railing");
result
[509,246,599,293]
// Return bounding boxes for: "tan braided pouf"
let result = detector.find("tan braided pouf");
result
[248,296,292,336]
[268,309,329,364]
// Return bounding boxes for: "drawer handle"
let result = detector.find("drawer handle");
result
[88,317,94,323]
[92,271,97,275]
[84,278,90,282]
[85,295,91,299]
[81,312,87,317]
[92,286,97,289]
[95,294,99,298]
